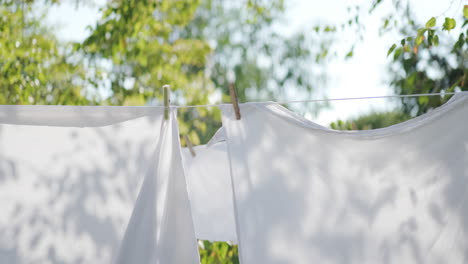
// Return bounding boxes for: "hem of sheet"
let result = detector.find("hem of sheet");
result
[0,105,165,127]
[249,92,468,139]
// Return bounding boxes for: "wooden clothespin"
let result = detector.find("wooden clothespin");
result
[229,83,241,120]
[184,135,196,157]
[163,84,170,120]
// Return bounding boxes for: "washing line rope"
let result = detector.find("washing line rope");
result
[173,91,461,109]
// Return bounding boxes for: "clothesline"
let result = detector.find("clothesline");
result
[2,92,468,264]
[173,91,461,109]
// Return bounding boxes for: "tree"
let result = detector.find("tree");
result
[346,1,467,115]
[385,5,468,116]
[314,1,467,117]
[328,2,467,135]
[0,1,91,105]
[78,0,331,144]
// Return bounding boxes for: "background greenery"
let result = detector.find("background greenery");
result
[0,0,466,263]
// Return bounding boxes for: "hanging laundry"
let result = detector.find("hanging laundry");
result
[114,109,199,264]
[187,114,330,243]
[0,106,199,264]
[182,142,237,243]
[220,93,468,264]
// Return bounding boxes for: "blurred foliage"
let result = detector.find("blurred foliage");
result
[181,0,330,103]
[199,240,239,264]
[79,0,210,104]
[327,1,467,151]
[330,111,410,130]
[384,5,468,116]
[78,0,220,143]
[317,1,467,116]
[78,0,330,143]
[0,1,91,105]
[348,0,467,116]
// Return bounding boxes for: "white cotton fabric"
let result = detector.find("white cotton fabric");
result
[114,109,199,264]
[0,106,199,264]
[221,93,468,264]
[182,143,237,242]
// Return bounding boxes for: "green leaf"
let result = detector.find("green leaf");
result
[427,30,434,45]
[425,17,436,28]
[417,28,427,36]
[384,19,389,29]
[443,17,456,31]
[433,34,439,46]
[387,44,397,57]
[400,39,406,46]
[459,33,466,42]
[452,33,466,52]
[393,47,402,60]
[428,29,435,37]
[464,5,468,19]
[415,35,425,45]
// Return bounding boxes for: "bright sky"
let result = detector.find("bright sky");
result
[44,0,463,126]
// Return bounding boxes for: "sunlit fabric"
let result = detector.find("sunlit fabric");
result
[114,109,199,264]
[182,143,237,243]
[0,106,199,264]
[220,93,468,264]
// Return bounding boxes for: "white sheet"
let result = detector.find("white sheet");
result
[221,93,468,264]
[182,143,237,243]
[0,106,199,264]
